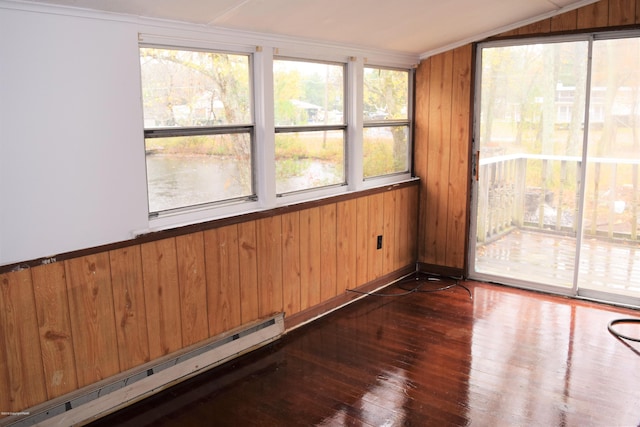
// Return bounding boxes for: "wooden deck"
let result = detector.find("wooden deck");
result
[88,275,640,426]
[476,228,640,297]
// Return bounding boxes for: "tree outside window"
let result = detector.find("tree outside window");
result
[140,47,253,214]
[363,67,410,179]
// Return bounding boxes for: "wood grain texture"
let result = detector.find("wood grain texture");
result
[415,59,431,264]
[256,217,283,317]
[176,233,209,346]
[140,239,182,360]
[551,9,578,31]
[446,45,473,269]
[367,193,385,281]
[425,50,454,266]
[395,187,410,269]
[238,222,259,324]
[407,185,419,264]
[355,196,369,286]
[281,212,301,316]
[517,19,551,35]
[109,246,150,371]
[300,208,321,311]
[320,204,338,301]
[394,188,406,270]
[608,0,635,25]
[577,0,610,28]
[204,225,242,337]
[383,191,396,274]
[31,262,78,399]
[65,254,120,387]
[336,199,358,293]
[0,269,47,412]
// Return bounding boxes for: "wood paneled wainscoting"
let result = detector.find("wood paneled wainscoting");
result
[0,181,418,423]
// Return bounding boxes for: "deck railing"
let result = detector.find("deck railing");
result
[477,153,640,243]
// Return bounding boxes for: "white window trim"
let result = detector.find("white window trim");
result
[361,65,414,186]
[136,35,415,234]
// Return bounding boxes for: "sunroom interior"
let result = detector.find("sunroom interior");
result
[1,0,640,425]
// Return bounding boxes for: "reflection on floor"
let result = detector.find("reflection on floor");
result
[89,274,640,427]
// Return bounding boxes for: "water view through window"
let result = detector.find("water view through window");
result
[140,47,254,213]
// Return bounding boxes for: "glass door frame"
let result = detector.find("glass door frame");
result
[468,31,640,309]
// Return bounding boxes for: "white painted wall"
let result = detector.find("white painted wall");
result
[0,2,418,266]
[0,7,148,265]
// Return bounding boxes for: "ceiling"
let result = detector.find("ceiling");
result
[19,0,598,56]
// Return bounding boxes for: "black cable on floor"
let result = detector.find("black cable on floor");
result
[347,273,472,299]
[607,318,640,343]
[608,318,640,357]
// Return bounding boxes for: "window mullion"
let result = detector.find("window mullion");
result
[347,57,364,191]
[254,46,277,209]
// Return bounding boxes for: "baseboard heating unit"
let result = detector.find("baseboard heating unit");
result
[3,313,284,427]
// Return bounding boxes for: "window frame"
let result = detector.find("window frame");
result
[136,34,417,233]
[272,56,349,198]
[362,65,413,182]
[139,43,257,219]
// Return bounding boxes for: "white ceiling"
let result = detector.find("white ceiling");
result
[17,0,598,56]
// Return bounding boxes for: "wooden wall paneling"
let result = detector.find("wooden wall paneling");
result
[109,246,150,372]
[355,196,369,285]
[637,0,640,23]
[256,217,283,317]
[395,187,410,269]
[408,185,419,263]
[424,50,454,266]
[608,0,635,25]
[204,225,242,337]
[367,193,385,281]
[551,9,578,32]
[65,254,120,387]
[31,263,78,398]
[320,204,338,301]
[281,212,301,317]
[300,208,321,311]
[415,59,431,263]
[497,28,520,37]
[336,199,357,293]
[383,190,396,274]
[140,238,183,360]
[445,45,473,270]
[237,222,260,324]
[395,188,418,269]
[517,19,551,35]
[577,0,610,28]
[176,232,209,346]
[0,269,47,412]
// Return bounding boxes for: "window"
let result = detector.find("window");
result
[139,42,413,224]
[273,58,346,195]
[363,67,410,179]
[140,47,253,214]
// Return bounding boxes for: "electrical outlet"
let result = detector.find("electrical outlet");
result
[377,235,383,250]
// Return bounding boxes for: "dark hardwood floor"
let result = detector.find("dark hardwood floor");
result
[88,274,640,427]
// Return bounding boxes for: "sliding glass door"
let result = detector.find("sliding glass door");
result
[470,33,640,307]
[578,36,640,305]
